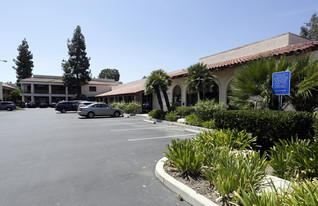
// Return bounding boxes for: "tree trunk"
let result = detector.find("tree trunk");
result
[162,90,171,112]
[155,86,164,111]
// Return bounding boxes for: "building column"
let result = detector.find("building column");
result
[31,84,35,102]
[0,82,3,101]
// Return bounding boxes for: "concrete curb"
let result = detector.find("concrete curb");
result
[155,157,218,206]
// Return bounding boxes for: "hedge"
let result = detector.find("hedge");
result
[213,110,315,151]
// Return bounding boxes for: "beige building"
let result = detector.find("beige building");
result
[20,75,122,104]
[0,82,17,101]
[96,33,318,112]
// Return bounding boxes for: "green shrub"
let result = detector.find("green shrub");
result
[233,178,318,206]
[232,186,282,206]
[202,119,215,129]
[124,102,141,114]
[281,178,318,206]
[204,149,268,202]
[175,106,195,117]
[193,129,257,151]
[164,139,204,176]
[185,113,204,127]
[213,110,315,151]
[110,101,127,111]
[165,112,178,122]
[269,137,318,180]
[194,99,228,121]
[148,109,165,120]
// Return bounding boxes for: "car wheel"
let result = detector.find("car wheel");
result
[61,108,66,113]
[87,112,95,118]
[114,111,120,117]
[6,107,12,111]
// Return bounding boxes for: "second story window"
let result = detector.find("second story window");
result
[89,86,96,92]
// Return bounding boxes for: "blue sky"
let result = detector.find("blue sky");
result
[1,0,318,84]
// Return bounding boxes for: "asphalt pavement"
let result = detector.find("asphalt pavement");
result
[0,108,196,206]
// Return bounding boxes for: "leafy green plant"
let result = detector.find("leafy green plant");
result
[185,113,204,126]
[193,129,257,151]
[202,119,215,129]
[194,99,228,121]
[175,106,195,117]
[232,186,282,206]
[148,109,165,120]
[204,150,268,202]
[269,137,318,180]
[165,112,178,122]
[123,102,141,114]
[164,139,204,177]
[281,178,318,206]
[110,101,127,111]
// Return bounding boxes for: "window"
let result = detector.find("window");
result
[89,86,96,92]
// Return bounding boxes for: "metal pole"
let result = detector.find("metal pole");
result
[278,95,283,111]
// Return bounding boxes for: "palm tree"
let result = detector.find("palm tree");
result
[229,55,318,111]
[145,69,172,111]
[229,57,290,110]
[287,55,318,112]
[186,63,216,101]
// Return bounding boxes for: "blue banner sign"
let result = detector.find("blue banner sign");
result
[272,71,290,95]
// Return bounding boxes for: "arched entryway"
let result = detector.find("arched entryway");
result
[173,85,182,106]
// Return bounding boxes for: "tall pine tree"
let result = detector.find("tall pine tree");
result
[13,39,34,87]
[62,25,91,98]
[300,13,318,41]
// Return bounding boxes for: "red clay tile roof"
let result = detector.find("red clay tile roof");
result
[206,41,318,70]
[96,79,146,97]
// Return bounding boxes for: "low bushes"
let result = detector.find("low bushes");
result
[165,112,178,121]
[148,109,165,120]
[175,106,194,117]
[194,99,228,121]
[123,102,141,114]
[213,110,315,150]
[110,101,141,114]
[269,137,318,180]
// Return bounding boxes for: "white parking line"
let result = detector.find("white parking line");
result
[128,133,195,142]
[100,122,139,126]
[110,126,171,132]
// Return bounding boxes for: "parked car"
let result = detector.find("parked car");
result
[49,102,57,108]
[0,101,16,111]
[39,102,48,108]
[26,102,37,108]
[55,101,79,113]
[15,101,25,108]
[77,101,95,109]
[78,103,123,118]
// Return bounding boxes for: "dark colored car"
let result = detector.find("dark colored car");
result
[55,101,79,113]
[26,102,37,108]
[49,102,57,108]
[0,101,16,111]
[15,101,25,108]
[39,102,48,108]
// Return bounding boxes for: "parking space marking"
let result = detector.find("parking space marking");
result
[110,126,171,132]
[99,122,139,126]
[128,133,195,142]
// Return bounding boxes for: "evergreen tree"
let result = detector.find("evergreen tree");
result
[98,68,120,81]
[300,13,318,40]
[13,39,34,87]
[62,25,91,97]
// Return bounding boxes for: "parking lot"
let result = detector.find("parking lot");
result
[0,108,195,206]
